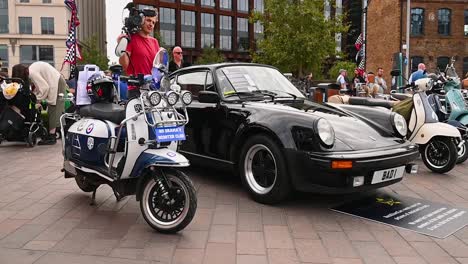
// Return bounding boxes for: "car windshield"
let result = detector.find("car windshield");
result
[215,65,305,100]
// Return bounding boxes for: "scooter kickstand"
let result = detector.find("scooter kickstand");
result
[113,189,122,202]
[90,186,98,206]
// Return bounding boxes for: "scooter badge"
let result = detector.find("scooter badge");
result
[86,123,94,134]
[87,137,94,150]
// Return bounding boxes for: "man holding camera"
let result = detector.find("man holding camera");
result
[118,7,160,99]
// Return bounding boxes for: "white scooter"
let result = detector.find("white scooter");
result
[60,49,197,233]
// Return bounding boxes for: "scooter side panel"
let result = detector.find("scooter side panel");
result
[457,114,468,126]
[128,148,190,178]
[412,122,461,145]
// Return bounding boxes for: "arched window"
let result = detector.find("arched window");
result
[411,56,424,73]
[463,57,468,77]
[437,57,450,72]
[411,8,424,36]
[438,8,451,35]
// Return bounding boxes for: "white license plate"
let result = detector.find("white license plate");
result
[371,166,405,184]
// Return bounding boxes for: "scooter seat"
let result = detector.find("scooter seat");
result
[79,103,126,124]
[348,97,396,109]
[391,93,412,101]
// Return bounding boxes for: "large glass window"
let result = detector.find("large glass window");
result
[220,16,232,50]
[43,0,51,3]
[19,0,29,2]
[160,8,176,46]
[254,0,264,13]
[20,45,54,66]
[0,45,8,68]
[237,18,249,51]
[411,8,424,36]
[181,10,195,48]
[438,8,451,36]
[437,57,450,72]
[181,0,195,4]
[201,0,215,7]
[254,21,264,41]
[411,56,424,73]
[0,0,8,33]
[201,13,214,48]
[41,17,54,34]
[220,0,231,10]
[19,17,32,34]
[464,10,468,36]
[238,0,248,13]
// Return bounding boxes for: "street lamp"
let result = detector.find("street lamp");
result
[405,0,411,81]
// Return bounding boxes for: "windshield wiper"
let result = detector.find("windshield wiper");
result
[257,89,299,100]
[224,91,262,99]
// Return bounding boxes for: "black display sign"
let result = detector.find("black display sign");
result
[331,193,468,238]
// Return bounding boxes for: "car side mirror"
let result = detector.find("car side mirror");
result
[198,91,220,104]
[390,69,401,77]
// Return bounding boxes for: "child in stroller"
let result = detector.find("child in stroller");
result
[0,77,47,146]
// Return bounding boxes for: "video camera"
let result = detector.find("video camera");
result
[123,3,157,35]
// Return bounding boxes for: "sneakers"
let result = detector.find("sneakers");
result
[38,133,57,145]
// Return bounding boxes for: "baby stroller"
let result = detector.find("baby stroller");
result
[0,78,48,147]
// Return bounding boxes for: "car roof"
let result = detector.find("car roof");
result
[169,62,279,76]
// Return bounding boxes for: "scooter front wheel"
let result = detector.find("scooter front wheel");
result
[421,137,458,174]
[140,169,197,233]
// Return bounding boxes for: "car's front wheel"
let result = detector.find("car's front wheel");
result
[239,135,291,204]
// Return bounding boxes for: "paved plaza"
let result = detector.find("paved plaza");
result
[0,142,468,264]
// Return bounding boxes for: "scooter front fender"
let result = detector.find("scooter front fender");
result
[130,148,190,178]
[412,123,461,145]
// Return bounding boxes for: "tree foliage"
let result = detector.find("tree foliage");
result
[79,35,109,70]
[328,60,357,80]
[195,47,225,65]
[251,0,348,77]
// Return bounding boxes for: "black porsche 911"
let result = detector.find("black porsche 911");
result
[170,63,419,204]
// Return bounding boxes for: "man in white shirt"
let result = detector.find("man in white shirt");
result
[336,69,347,89]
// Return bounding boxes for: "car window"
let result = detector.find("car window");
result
[175,71,213,98]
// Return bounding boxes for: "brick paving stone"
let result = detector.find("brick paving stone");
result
[318,231,359,258]
[213,204,237,225]
[287,215,318,239]
[80,239,119,256]
[392,256,428,264]
[0,224,49,248]
[267,249,300,264]
[264,226,294,249]
[186,208,213,231]
[238,198,262,213]
[143,241,176,262]
[237,231,265,255]
[394,228,432,242]
[332,258,364,264]
[457,258,468,264]
[33,219,80,242]
[237,212,262,232]
[237,254,268,264]
[22,240,57,251]
[352,241,396,264]
[371,230,418,257]
[10,203,53,220]
[294,239,331,263]
[432,236,468,258]
[345,229,375,241]
[203,243,236,264]
[109,247,145,259]
[173,248,205,264]
[0,248,45,264]
[209,225,236,243]
[178,230,209,249]
[34,252,152,264]
[262,207,287,226]
[409,241,458,264]
[198,195,216,209]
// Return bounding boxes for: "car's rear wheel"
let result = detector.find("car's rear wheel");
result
[239,134,291,204]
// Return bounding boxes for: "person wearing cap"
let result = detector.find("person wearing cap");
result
[169,46,190,73]
[336,69,348,90]
[117,7,160,99]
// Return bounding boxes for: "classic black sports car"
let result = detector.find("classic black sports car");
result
[170,63,419,204]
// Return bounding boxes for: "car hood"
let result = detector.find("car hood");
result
[244,100,401,151]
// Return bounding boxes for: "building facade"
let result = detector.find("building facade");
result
[366,0,468,84]
[134,0,265,64]
[76,0,106,54]
[0,0,68,74]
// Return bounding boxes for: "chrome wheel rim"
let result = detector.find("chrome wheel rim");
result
[458,142,466,157]
[244,144,277,194]
[425,140,450,169]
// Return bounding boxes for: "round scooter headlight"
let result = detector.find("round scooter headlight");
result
[392,113,408,137]
[141,91,151,107]
[181,91,193,105]
[148,91,162,106]
[166,91,179,106]
[316,118,335,148]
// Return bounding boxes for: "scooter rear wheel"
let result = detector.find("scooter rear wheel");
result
[421,137,458,174]
[140,169,197,233]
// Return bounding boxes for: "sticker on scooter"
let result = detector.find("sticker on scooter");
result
[134,104,143,113]
[86,123,94,134]
[154,126,186,143]
[167,151,176,157]
[87,137,94,150]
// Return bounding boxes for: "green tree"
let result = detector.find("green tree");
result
[328,60,357,79]
[251,0,348,77]
[79,35,109,70]
[195,47,225,65]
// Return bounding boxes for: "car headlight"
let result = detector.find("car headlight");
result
[392,113,407,137]
[166,91,179,106]
[181,91,193,105]
[316,118,335,148]
[148,91,162,106]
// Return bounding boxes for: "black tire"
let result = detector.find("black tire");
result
[456,140,468,164]
[27,132,37,147]
[421,137,458,174]
[239,134,291,204]
[74,174,97,192]
[140,169,197,233]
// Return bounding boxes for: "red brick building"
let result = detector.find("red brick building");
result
[366,0,468,84]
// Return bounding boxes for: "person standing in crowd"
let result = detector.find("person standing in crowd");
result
[118,7,160,99]
[169,46,190,73]
[374,67,387,93]
[336,69,348,90]
[351,68,365,96]
[408,63,427,84]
